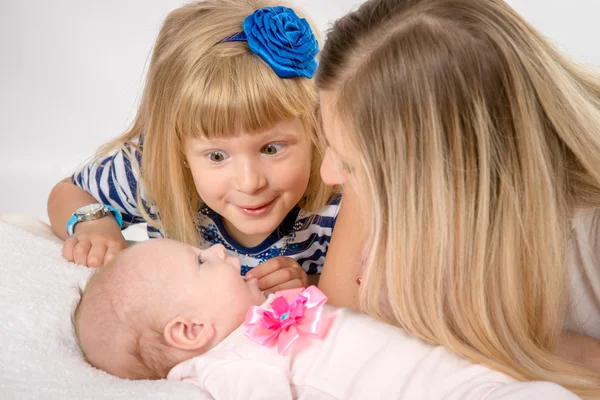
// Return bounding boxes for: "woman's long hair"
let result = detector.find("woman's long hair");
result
[317,0,600,396]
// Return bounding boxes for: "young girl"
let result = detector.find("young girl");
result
[46,0,340,294]
[316,0,600,397]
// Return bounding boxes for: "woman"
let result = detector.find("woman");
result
[317,0,600,397]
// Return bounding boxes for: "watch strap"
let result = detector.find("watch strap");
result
[66,213,79,237]
[104,205,124,229]
[66,204,124,237]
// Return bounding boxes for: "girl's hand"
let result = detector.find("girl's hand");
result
[245,256,309,295]
[62,217,127,267]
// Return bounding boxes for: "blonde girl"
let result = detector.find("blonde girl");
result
[47,0,339,294]
[317,0,600,397]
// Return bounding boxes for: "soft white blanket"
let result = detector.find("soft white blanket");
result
[0,221,204,399]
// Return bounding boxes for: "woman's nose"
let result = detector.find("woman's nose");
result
[320,147,348,185]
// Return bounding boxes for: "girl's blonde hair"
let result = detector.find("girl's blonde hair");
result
[317,0,600,396]
[98,0,331,244]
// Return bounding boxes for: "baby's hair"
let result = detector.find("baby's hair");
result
[95,0,333,246]
[72,269,175,379]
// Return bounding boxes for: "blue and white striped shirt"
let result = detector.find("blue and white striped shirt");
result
[72,144,341,275]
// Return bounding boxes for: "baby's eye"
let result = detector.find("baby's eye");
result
[206,150,229,163]
[261,143,284,156]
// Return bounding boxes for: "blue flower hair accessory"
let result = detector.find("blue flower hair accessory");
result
[221,6,319,79]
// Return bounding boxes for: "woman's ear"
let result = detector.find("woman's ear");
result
[163,316,215,351]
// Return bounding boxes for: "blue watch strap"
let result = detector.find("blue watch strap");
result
[66,204,124,237]
[105,205,124,229]
[66,214,79,237]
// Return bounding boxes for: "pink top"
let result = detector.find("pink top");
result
[168,288,579,400]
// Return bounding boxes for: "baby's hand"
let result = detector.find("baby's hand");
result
[62,217,127,267]
[245,256,308,295]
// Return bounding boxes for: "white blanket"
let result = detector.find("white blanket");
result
[0,221,205,399]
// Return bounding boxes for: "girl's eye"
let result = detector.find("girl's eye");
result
[206,150,229,163]
[261,143,284,156]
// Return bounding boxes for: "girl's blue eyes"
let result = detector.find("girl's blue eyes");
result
[205,143,284,163]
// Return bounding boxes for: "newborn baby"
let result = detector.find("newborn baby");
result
[73,239,579,400]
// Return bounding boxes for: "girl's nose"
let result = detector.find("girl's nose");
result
[235,159,267,194]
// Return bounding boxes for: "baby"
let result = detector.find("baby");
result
[73,239,579,400]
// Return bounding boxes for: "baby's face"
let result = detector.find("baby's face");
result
[131,239,265,327]
[75,239,265,380]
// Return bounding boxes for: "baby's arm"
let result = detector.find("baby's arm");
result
[203,361,292,400]
[168,356,292,400]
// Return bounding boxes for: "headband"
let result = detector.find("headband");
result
[220,6,319,79]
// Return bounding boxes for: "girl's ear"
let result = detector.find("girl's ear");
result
[163,316,215,351]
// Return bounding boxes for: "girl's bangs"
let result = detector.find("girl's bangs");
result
[177,48,317,139]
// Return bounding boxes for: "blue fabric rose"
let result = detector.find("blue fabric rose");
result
[243,6,319,79]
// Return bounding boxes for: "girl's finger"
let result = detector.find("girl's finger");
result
[87,241,108,268]
[257,267,305,291]
[72,238,92,266]
[62,236,79,262]
[104,242,125,265]
[263,279,305,295]
[246,256,297,280]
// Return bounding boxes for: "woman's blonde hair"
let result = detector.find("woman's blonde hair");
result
[317,0,600,396]
[98,0,331,245]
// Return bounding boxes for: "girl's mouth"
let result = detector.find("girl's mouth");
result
[238,199,276,217]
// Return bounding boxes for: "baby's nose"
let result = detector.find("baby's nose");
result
[207,244,227,260]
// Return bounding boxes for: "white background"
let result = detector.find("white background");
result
[1,0,599,223]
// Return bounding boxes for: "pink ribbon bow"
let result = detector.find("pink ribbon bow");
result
[243,285,332,355]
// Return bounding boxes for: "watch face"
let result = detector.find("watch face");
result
[77,203,103,215]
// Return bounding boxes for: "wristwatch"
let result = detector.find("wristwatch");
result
[66,203,123,236]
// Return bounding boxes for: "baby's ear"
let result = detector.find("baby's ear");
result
[163,316,215,351]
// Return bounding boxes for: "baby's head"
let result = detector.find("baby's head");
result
[73,239,265,379]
